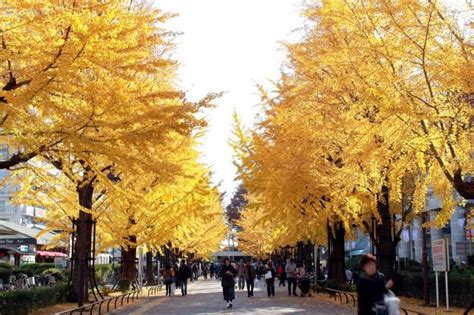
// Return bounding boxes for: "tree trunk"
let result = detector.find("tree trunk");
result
[146,250,155,285]
[122,236,137,283]
[453,170,474,200]
[70,183,94,306]
[327,222,346,284]
[376,185,396,279]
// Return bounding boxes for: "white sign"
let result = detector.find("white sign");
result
[54,257,68,269]
[432,239,449,272]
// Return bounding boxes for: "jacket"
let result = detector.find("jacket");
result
[243,264,256,282]
[237,264,246,277]
[163,269,173,283]
[264,267,276,282]
[285,262,297,278]
[356,271,388,315]
[176,264,191,281]
[220,263,237,288]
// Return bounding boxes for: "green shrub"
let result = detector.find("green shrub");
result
[0,283,68,315]
[394,270,474,308]
[408,260,423,272]
[0,267,12,282]
[20,263,55,275]
[345,257,360,270]
[325,280,356,292]
[117,278,131,293]
[0,262,12,269]
[40,268,65,281]
[95,264,113,284]
[468,255,474,267]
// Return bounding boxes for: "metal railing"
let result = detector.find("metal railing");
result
[55,290,141,315]
[323,287,427,315]
[325,288,356,307]
[147,282,163,296]
[464,300,474,315]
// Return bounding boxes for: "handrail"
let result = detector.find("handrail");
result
[147,282,163,296]
[464,300,474,315]
[325,288,356,307]
[54,290,141,315]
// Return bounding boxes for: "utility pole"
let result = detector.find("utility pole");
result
[421,212,430,305]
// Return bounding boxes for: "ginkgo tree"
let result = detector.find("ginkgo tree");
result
[235,0,472,283]
[1,0,221,304]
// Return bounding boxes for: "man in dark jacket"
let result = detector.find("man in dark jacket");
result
[356,254,393,315]
[177,259,192,296]
[243,259,256,297]
[220,258,237,308]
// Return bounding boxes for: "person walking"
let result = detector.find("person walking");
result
[209,263,215,279]
[264,261,276,298]
[177,260,191,296]
[243,259,256,297]
[220,258,237,308]
[162,264,174,297]
[285,258,298,296]
[356,254,393,315]
[192,263,198,281]
[277,260,286,287]
[256,261,264,280]
[296,263,309,297]
[202,264,208,280]
[237,259,246,290]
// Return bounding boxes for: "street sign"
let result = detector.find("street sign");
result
[432,239,449,272]
[432,238,450,310]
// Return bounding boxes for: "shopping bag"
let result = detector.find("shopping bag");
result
[383,290,400,315]
[171,282,176,296]
[264,271,272,280]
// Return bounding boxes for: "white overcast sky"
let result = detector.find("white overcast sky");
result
[158,0,305,202]
[156,0,469,204]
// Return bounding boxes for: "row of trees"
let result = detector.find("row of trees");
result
[1,0,226,304]
[234,0,473,283]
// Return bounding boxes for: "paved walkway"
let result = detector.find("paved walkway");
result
[114,279,355,314]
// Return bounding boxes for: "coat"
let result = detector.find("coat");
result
[356,271,388,315]
[243,264,256,282]
[176,264,191,282]
[264,267,276,282]
[162,269,173,284]
[220,263,237,288]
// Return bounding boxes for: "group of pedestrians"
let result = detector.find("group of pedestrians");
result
[162,259,192,296]
[161,254,397,314]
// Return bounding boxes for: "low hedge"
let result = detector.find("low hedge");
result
[0,263,12,282]
[19,263,56,275]
[393,270,474,308]
[0,283,68,315]
[95,264,113,284]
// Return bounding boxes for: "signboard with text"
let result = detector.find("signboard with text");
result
[432,239,449,272]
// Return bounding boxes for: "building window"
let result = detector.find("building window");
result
[0,145,8,161]
[0,201,6,213]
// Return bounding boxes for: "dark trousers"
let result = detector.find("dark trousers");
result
[166,283,172,296]
[279,274,286,286]
[287,278,297,295]
[266,280,275,297]
[180,279,187,295]
[223,285,235,302]
[246,279,254,296]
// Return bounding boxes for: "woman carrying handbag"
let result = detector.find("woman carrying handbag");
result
[264,261,276,298]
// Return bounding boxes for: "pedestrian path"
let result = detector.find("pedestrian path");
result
[113,279,354,314]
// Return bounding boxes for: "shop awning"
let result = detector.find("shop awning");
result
[36,250,68,258]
